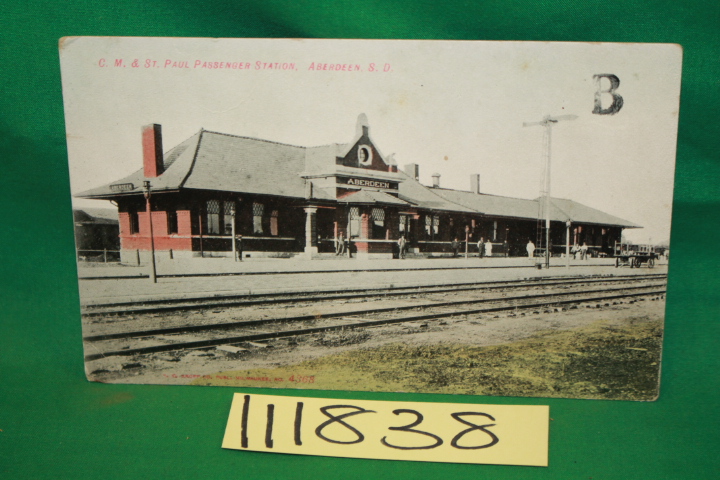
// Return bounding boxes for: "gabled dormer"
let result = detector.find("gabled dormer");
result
[336,114,398,173]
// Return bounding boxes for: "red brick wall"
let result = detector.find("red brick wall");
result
[119,209,193,252]
[118,212,131,237]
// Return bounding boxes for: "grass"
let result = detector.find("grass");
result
[193,317,663,401]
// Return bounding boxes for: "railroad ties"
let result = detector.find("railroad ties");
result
[83,274,667,362]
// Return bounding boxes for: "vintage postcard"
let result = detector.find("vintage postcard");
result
[60,37,681,400]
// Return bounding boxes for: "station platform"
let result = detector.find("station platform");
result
[76,255,668,306]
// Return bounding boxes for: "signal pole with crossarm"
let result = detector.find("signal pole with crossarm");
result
[523,114,578,269]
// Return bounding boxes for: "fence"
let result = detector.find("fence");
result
[77,249,121,263]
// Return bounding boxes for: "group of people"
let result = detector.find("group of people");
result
[475,237,492,258]
[571,242,590,260]
[524,239,590,260]
[255,230,593,261]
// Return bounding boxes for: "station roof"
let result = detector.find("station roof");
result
[396,171,475,214]
[431,187,640,228]
[77,126,639,229]
[72,208,118,225]
[338,189,412,207]
[76,130,308,199]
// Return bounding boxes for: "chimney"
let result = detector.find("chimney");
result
[356,113,370,137]
[142,124,164,177]
[404,163,420,181]
[432,173,441,188]
[470,174,481,194]
[386,153,397,173]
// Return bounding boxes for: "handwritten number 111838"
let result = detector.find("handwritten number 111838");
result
[239,395,499,451]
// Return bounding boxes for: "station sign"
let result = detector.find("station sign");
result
[110,182,135,192]
[337,176,398,190]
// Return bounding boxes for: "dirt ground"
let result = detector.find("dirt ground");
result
[88,295,665,401]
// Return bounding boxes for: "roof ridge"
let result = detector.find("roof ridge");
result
[179,129,205,189]
[202,129,307,149]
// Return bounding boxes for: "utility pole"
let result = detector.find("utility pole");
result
[465,225,469,259]
[231,202,238,261]
[143,180,157,283]
[566,220,571,270]
[523,114,578,269]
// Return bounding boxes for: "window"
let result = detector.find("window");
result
[129,209,139,234]
[371,208,385,238]
[349,207,360,237]
[270,210,279,236]
[207,200,221,234]
[358,145,372,166]
[253,202,264,235]
[167,211,178,234]
[399,215,408,233]
[424,215,439,239]
[223,201,234,234]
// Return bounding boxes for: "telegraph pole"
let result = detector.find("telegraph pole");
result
[523,114,578,269]
[143,180,157,283]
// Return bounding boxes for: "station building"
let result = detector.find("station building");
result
[76,115,639,262]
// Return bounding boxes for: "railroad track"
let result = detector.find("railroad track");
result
[84,276,666,362]
[81,273,667,317]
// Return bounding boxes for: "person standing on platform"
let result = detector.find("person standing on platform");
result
[527,239,535,260]
[335,232,346,256]
[485,240,493,257]
[580,242,589,260]
[451,237,460,257]
[477,237,485,259]
[235,234,243,262]
[397,235,407,259]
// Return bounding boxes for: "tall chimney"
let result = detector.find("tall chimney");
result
[470,174,481,194]
[404,163,420,181]
[432,173,441,188]
[142,124,164,177]
[356,113,370,138]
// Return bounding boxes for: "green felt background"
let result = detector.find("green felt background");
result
[1,1,718,478]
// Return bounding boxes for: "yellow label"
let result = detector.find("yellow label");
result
[223,393,549,466]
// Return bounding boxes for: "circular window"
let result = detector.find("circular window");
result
[358,145,372,166]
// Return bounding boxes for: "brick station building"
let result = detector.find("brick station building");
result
[76,115,638,262]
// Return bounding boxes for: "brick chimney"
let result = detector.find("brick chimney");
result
[470,174,481,194]
[142,124,164,177]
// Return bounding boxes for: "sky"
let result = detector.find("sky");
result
[60,37,682,244]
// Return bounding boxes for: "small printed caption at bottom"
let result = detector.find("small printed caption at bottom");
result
[223,393,549,466]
